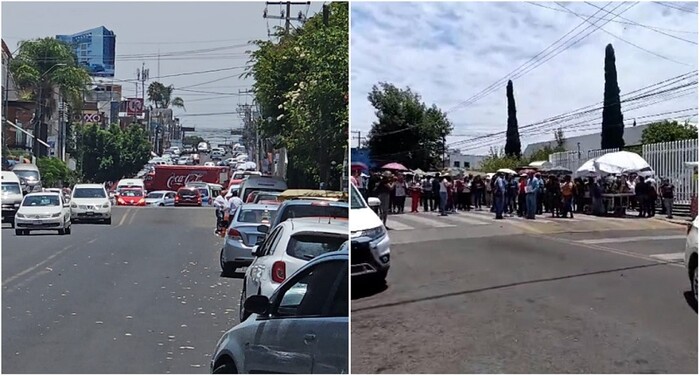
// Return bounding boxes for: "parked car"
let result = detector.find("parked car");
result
[14,192,72,235]
[198,142,209,153]
[145,190,177,206]
[240,218,347,321]
[254,192,282,204]
[349,183,390,283]
[211,250,348,374]
[12,163,42,193]
[70,184,112,224]
[259,200,348,236]
[2,171,24,228]
[175,187,202,207]
[220,204,279,275]
[204,161,216,167]
[115,188,146,206]
[686,216,698,303]
[239,176,287,203]
[177,156,190,165]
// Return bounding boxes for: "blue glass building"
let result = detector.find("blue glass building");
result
[56,26,116,77]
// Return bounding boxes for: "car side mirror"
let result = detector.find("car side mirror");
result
[63,203,70,208]
[244,295,270,315]
[257,224,270,234]
[368,197,381,207]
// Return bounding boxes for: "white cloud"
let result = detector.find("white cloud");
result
[351,1,698,154]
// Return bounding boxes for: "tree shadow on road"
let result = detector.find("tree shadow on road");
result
[352,277,388,299]
[683,291,697,313]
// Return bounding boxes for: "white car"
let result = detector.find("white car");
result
[225,184,241,199]
[685,216,698,303]
[176,156,190,165]
[145,190,177,206]
[350,183,390,282]
[204,161,216,167]
[197,142,209,153]
[211,251,348,374]
[240,218,347,321]
[70,184,112,224]
[15,192,71,235]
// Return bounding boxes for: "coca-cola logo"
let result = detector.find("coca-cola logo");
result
[166,173,205,189]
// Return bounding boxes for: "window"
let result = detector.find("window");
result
[275,260,345,317]
[286,233,346,261]
[279,205,348,222]
[22,195,60,207]
[2,182,21,195]
[73,188,106,198]
[328,266,348,317]
[453,161,460,168]
[237,208,278,224]
[264,227,285,256]
[465,162,471,169]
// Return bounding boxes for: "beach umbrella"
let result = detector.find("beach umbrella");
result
[382,162,409,171]
[593,151,653,175]
[497,168,517,175]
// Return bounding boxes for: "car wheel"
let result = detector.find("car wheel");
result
[373,269,388,284]
[693,265,698,303]
[10,220,14,229]
[65,225,72,235]
[159,203,164,207]
[58,228,66,235]
[220,249,236,277]
[239,283,249,322]
[15,229,21,236]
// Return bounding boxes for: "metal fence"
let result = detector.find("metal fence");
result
[643,139,698,204]
[548,140,697,204]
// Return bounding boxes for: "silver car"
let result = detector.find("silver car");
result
[220,204,278,275]
[145,190,177,206]
[211,250,348,374]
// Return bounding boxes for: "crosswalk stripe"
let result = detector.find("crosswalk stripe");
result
[442,214,490,226]
[577,235,687,244]
[649,252,685,262]
[385,218,414,231]
[395,214,456,228]
[465,210,555,224]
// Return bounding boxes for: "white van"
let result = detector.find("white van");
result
[12,163,42,193]
[1,171,24,227]
[116,178,145,193]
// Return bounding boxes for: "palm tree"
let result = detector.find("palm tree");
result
[147,81,185,110]
[10,37,92,156]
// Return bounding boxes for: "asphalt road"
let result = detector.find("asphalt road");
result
[351,226,697,374]
[2,206,242,373]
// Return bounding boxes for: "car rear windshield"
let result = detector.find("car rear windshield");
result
[286,233,347,261]
[178,189,198,195]
[73,188,106,198]
[121,189,143,197]
[2,182,21,195]
[279,205,348,222]
[147,192,164,199]
[236,208,278,224]
[23,195,60,207]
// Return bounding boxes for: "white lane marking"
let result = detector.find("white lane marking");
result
[127,209,137,226]
[466,210,554,223]
[649,252,685,262]
[385,219,414,231]
[2,245,71,286]
[117,208,132,227]
[443,214,490,226]
[87,238,97,244]
[399,214,455,228]
[576,235,686,244]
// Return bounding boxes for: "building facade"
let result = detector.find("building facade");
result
[56,26,116,77]
[446,149,485,170]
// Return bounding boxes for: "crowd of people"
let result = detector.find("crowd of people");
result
[351,169,677,226]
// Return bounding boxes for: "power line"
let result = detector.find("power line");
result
[557,2,695,66]
[654,2,698,14]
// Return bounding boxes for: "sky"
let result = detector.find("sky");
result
[2,1,322,130]
[351,1,699,155]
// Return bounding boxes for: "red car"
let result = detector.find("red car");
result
[175,187,202,207]
[116,188,146,206]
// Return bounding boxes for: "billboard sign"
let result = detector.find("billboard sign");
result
[125,98,144,116]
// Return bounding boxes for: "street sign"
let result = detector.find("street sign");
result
[126,98,144,116]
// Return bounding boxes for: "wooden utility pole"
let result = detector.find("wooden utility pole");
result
[263,1,311,35]
[352,131,362,148]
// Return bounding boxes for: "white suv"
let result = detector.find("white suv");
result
[685,216,698,303]
[70,184,112,224]
[350,183,390,282]
[240,218,347,321]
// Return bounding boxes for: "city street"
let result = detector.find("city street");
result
[2,206,238,373]
[351,218,697,374]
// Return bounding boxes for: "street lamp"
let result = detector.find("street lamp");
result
[34,63,67,158]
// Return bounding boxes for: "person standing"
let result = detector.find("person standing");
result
[561,175,575,218]
[517,175,527,217]
[377,172,393,226]
[432,174,441,212]
[487,177,494,212]
[455,177,465,210]
[535,173,544,215]
[228,190,243,219]
[659,178,675,219]
[493,172,506,219]
[421,175,432,212]
[646,176,658,217]
[351,170,359,187]
[635,176,648,218]
[525,172,538,219]
[214,190,229,235]
[464,175,472,211]
[394,175,407,214]
[410,179,421,213]
[439,175,448,216]
[473,176,484,211]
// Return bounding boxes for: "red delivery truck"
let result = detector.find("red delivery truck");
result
[144,165,230,192]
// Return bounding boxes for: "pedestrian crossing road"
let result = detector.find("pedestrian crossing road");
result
[385,209,684,240]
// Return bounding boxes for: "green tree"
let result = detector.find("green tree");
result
[366,82,452,170]
[479,148,521,172]
[147,81,185,110]
[9,37,92,156]
[36,157,76,187]
[601,43,625,149]
[183,135,206,147]
[641,120,698,144]
[504,80,521,158]
[246,2,348,189]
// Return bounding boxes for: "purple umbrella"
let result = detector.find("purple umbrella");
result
[382,162,409,171]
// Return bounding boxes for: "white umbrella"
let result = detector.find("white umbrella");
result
[497,168,517,175]
[575,158,597,177]
[593,151,653,175]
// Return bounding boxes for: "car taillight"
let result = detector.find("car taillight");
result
[271,261,286,283]
[175,196,180,202]
[227,228,242,239]
[138,198,145,204]
[117,198,126,204]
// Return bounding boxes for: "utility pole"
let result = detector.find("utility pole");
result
[351,131,362,148]
[442,133,446,169]
[263,1,310,35]
[137,63,149,102]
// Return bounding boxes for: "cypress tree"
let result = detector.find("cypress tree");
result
[601,44,625,149]
[504,80,521,158]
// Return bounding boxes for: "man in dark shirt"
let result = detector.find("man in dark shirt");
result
[659,178,675,219]
[431,173,441,212]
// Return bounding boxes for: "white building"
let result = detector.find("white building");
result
[446,149,486,169]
